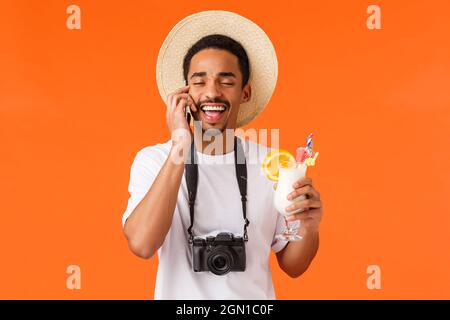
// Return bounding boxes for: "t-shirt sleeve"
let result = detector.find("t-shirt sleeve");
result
[271,212,297,253]
[121,149,163,228]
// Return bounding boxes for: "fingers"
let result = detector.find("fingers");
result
[170,85,189,100]
[173,94,189,115]
[285,198,321,213]
[167,86,188,108]
[286,208,322,222]
[173,94,197,113]
[287,184,320,201]
[175,85,190,93]
[171,93,189,109]
[293,177,313,189]
[168,94,194,119]
[167,86,194,112]
[166,86,197,134]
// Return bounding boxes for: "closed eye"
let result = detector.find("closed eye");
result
[192,82,234,86]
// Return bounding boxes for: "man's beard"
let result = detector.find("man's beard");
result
[202,116,230,137]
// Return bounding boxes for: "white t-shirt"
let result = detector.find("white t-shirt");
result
[122,137,289,300]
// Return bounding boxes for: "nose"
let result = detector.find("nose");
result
[204,80,222,100]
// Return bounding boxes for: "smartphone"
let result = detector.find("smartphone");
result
[185,105,192,126]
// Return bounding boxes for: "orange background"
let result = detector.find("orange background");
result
[1,0,449,299]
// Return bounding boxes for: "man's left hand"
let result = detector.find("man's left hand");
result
[285,177,323,232]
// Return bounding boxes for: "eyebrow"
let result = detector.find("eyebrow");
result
[190,72,237,79]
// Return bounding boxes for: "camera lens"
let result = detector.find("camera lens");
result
[207,247,234,276]
[213,256,227,270]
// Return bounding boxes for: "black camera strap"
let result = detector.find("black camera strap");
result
[185,136,249,244]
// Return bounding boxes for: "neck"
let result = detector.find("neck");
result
[194,130,235,155]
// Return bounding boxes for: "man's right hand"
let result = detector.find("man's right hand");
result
[166,85,198,147]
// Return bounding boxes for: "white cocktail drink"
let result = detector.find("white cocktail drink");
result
[274,162,307,241]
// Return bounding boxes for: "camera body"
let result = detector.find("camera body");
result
[192,232,246,275]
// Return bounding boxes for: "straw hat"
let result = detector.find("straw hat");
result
[156,10,278,127]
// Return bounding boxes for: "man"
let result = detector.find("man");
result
[122,11,323,299]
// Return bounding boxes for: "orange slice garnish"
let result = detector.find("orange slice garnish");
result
[262,149,296,182]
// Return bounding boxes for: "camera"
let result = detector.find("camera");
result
[192,232,246,275]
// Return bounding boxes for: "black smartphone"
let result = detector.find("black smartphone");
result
[185,105,192,126]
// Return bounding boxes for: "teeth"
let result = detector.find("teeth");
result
[201,105,226,112]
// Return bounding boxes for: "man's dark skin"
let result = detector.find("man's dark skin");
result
[123,48,323,278]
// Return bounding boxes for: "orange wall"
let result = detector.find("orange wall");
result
[0,0,449,299]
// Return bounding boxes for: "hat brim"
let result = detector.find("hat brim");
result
[156,10,278,127]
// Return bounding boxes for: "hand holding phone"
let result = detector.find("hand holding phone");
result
[166,86,197,147]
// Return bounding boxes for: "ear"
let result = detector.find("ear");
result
[241,83,252,103]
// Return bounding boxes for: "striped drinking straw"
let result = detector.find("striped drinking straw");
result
[306,133,313,156]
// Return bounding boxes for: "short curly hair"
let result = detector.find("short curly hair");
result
[183,34,250,88]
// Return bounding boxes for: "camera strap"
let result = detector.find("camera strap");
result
[185,136,249,244]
